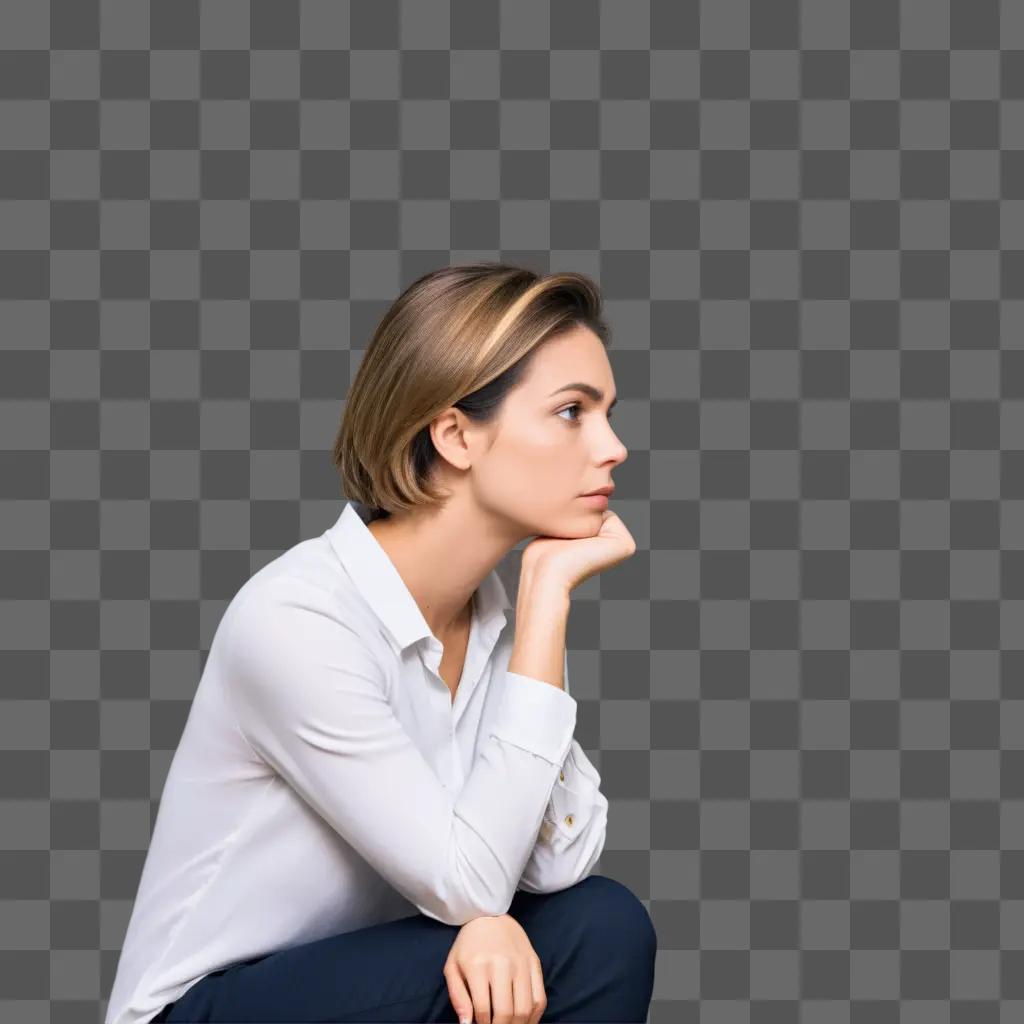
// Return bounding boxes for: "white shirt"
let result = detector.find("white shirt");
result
[104,499,608,1024]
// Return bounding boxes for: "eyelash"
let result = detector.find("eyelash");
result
[557,402,615,426]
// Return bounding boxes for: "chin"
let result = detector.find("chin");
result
[523,506,600,541]
[555,516,601,539]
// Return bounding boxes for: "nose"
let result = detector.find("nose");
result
[609,424,628,462]
[602,437,628,468]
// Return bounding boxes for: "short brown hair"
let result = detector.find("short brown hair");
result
[332,262,610,518]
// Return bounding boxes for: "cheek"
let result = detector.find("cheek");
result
[511,424,571,467]
[487,427,573,489]
[477,430,596,533]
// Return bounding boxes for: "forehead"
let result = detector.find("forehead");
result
[521,325,610,389]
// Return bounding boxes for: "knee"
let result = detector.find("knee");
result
[573,874,657,961]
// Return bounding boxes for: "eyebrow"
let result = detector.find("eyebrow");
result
[548,382,618,411]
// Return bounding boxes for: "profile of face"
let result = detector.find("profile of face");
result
[431,324,629,541]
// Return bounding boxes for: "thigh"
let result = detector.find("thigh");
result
[160,911,463,1023]
[159,875,657,1024]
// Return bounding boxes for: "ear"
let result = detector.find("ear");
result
[429,407,474,473]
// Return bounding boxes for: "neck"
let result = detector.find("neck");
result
[365,497,516,639]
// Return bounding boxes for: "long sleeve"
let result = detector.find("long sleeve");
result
[221,579,578,927]
[516,650,609,894]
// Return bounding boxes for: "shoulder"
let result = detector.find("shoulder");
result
[219,529,378,647]
[220,572,386,685]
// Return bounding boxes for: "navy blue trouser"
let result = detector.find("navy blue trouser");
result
[150,874,657,1023]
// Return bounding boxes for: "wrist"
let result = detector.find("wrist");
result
[517,560,571,613]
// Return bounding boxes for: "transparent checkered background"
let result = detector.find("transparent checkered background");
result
[3,1,1024,1022]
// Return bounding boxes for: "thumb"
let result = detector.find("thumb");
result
[446,967,474,1024]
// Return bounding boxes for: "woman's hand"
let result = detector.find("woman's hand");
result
[444,913,546,1024]
[521,509,637,596]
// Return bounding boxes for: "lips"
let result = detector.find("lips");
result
[581,486,615,497]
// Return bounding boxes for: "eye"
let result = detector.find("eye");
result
[556,402,615,426]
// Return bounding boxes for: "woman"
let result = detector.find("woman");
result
[104,263,655,1023]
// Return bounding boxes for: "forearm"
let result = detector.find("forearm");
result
[507,564,570,690]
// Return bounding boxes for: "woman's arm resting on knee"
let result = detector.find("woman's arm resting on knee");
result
[222,577,578,926]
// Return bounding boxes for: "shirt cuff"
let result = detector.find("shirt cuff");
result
[541,743,600,842]
[490,670,578,766]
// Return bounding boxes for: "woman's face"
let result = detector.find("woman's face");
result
[467,324,629,540]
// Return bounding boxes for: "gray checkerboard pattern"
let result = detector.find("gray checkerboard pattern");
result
[2,0,1024,1022]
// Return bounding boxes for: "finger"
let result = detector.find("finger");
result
[465,964,493,1024]
[527,956,547,1024]
[512,963,534,1024]
[444,961,475,1024]
[488,959,514,1024]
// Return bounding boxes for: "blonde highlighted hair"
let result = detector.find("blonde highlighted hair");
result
[333,262,610,518]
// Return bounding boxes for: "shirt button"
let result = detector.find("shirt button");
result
[564,814,574,827]
[559,770,565,782]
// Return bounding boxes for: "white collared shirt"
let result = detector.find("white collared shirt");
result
[104,499,608,1024]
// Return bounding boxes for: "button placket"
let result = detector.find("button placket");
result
[450,717,464,789]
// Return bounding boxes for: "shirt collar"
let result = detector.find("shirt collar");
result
[325,500,512,653]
